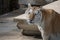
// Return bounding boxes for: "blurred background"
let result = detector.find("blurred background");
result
[0,0,57,15]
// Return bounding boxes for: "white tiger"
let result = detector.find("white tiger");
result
[23,3,60,40]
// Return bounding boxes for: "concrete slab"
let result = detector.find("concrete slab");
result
[43,1,60,14]
[0,29,42,40]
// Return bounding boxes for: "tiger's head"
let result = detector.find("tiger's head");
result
[24,3,42,25]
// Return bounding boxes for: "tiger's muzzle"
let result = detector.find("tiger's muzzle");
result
[28,13,36,23]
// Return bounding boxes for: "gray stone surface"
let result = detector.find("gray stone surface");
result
[0,30,42,40]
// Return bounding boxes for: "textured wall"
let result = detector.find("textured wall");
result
[0,0,19,15]
[19,0,57,5]
[19,0,46,5]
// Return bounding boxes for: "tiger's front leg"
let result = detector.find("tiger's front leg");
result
[42,32,50,40]
[38,26,50,40]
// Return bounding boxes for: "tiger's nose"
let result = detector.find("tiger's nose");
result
[30,20,33,23]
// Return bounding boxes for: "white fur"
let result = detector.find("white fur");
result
[29,9,33,13]
[25,7,46,40]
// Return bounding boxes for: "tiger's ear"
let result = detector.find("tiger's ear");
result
[28,3,31,8]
